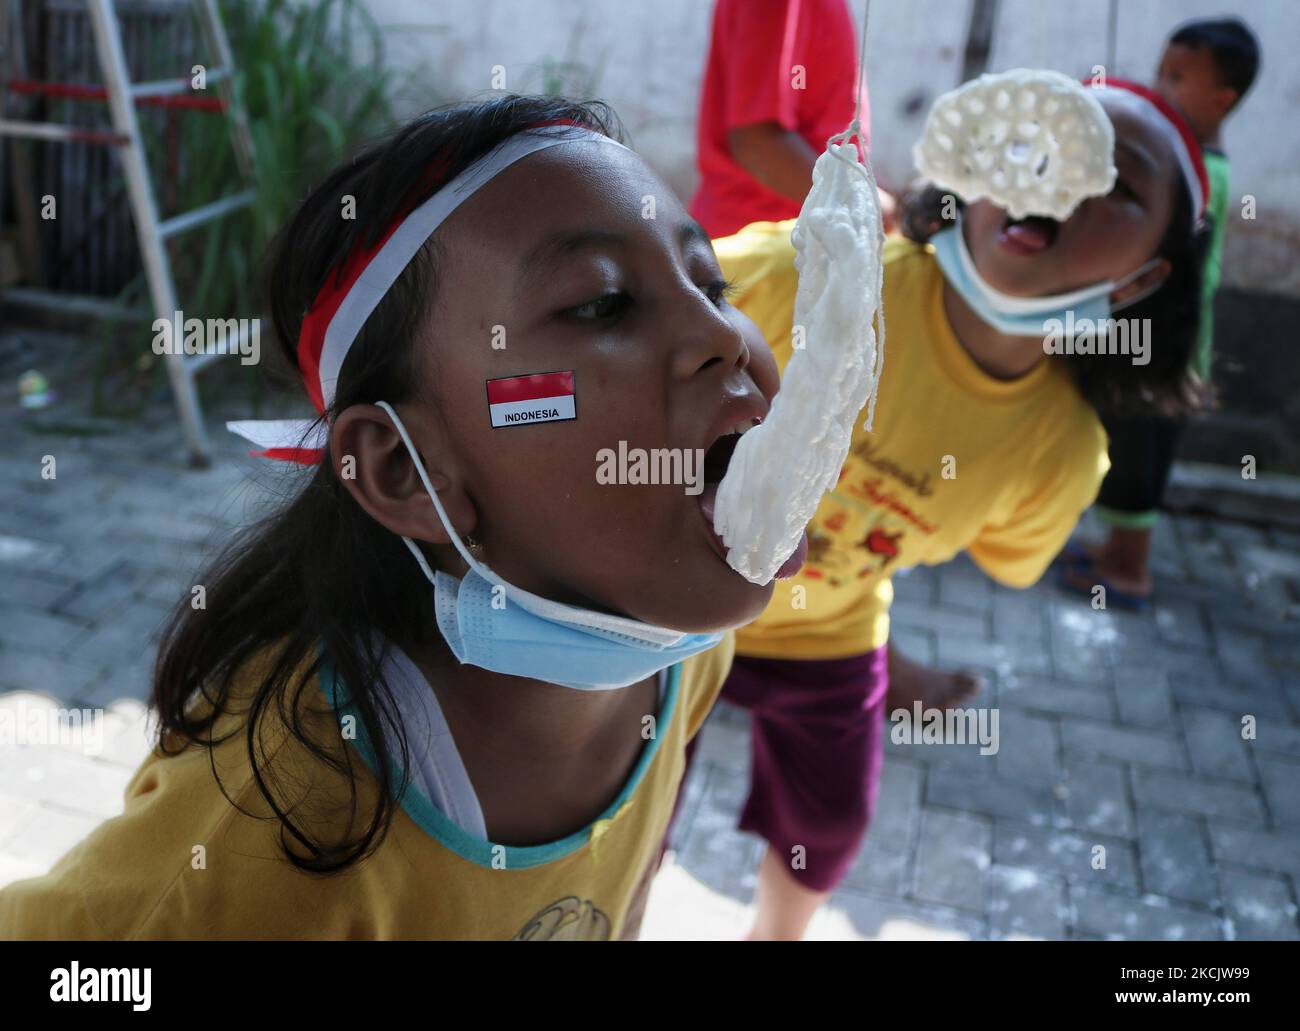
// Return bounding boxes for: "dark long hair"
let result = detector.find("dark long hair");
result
[898,176,1211,418]
[152,95,622,873]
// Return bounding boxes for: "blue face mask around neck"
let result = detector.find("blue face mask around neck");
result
[374,401,724,692]
[930,221,1161,338]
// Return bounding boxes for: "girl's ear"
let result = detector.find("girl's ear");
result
[1110,257,1171,307]
[330,403,477,546]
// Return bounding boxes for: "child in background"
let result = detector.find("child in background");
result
[707,79,1209,939]
[1061,18,1258,607]
[689,0,896,239]
[0,95,796,940]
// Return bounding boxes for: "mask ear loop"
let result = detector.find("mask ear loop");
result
[1109,257,1167,311]
[375,400,692,647]
[374,400,482,588]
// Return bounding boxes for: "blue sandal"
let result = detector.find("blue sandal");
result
[1051,539,1092,571]
[1055,557,1150,612]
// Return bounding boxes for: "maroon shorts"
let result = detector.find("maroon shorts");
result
[681,646,890,893]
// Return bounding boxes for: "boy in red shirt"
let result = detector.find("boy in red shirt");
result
[689,0,895,238]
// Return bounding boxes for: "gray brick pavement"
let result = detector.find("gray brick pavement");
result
[1070,884,1225,941]
[1062,759,1135,837]
[988,864,1068,940]
[1220,869,1300,940]
[1137,810,1217,905]
[912,809,991,911]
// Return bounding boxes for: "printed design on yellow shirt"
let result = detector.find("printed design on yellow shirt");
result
[803,505,911,588]
[799,441,942,589]
[513,896,611,940]
[837,440,940,538]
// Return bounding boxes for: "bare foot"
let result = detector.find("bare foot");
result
[886,644,982,711]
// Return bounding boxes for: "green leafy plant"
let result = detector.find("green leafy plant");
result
[98,0,395,415]
[177,0,394,315]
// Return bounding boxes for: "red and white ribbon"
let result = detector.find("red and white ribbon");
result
[1088,78,1208,224]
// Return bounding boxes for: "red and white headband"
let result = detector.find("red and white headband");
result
[1087,77,1208,224]
[228,123,629,464]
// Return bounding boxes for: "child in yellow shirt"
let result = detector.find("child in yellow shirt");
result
[704,79,1211,939]
[0,95,797,940]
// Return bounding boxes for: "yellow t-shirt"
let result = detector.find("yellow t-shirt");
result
[716,222,1109,660]
[0,634,734,940]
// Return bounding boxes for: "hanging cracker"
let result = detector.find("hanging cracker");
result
[913,68,1117,222]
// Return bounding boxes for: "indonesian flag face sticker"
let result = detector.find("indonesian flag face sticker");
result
[486,370,577,428]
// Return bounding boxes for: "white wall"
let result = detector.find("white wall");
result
[364,0,1299,296]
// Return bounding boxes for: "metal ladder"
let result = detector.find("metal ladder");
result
[0,0,257,465]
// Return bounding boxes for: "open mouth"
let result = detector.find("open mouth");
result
[701,419,756,487]
[696,419,754,566]
[998,214,1060,255]
[695,417,809,581]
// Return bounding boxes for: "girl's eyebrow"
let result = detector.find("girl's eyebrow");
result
[1115,138,1158,177]
[518,228,627,280]
[516,222,715,293]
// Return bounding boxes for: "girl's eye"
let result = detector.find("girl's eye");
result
[704,278,738,306]
[566,292,632,321]
[1112,178,1139,202]
[565,280,736,321]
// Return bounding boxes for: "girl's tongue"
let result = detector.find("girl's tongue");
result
[697,484,808,580]
[999,215,1059,255]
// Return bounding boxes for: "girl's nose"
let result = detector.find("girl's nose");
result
[669,286,748,380]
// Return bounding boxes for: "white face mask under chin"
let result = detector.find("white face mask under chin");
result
[931,219,1165,338]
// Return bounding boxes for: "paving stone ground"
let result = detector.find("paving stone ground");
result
[3,328,1298,939]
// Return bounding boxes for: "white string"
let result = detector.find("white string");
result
[849,0,871,140]
[1035,0,1047,69]
[834,0,885,432]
